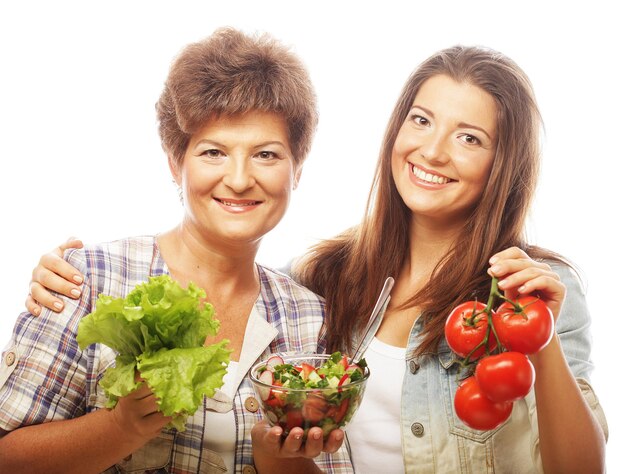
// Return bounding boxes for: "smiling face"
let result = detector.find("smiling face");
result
[170,110,300,248]
[391,74,498,230]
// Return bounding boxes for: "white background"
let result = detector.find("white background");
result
[1,1,623,470]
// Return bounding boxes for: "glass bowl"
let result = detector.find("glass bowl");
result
[249,353,369,440]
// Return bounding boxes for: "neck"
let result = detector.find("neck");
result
[157,222,260,294]
[385,217,459,316]
[403,216,462,285]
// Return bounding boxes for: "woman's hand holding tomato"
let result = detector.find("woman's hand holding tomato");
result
[445,246,566,431]
[488,246,565,325]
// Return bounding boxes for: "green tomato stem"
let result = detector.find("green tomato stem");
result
[462,277,506,366]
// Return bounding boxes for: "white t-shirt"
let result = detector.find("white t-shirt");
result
[203,360,239,473]
[346,337,406,474]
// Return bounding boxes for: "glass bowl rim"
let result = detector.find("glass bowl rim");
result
[249,353,370,392]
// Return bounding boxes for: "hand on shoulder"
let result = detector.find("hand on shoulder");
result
[26,237,84,315]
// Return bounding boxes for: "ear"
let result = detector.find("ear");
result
[293,165,303,190]
[168,155,182,185]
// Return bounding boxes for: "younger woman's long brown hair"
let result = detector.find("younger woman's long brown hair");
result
[295,45,564,356]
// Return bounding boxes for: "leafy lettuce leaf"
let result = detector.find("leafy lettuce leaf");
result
[77,275,230,431]
[137,344,231,430]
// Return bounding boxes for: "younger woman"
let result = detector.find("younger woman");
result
[294,47,607,472]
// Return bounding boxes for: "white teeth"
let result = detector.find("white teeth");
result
[412,165,450,184]
[220,200,256,206]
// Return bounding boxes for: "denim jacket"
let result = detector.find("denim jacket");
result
[354,264,608,473]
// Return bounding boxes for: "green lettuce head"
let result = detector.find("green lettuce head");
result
[77,275,231,431]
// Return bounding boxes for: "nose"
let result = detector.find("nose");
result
[222,157,255,192]
[419,131,450,164]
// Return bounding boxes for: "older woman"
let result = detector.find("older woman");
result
[0,29,350,474]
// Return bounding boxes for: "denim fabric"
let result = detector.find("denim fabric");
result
[356,264,608,473]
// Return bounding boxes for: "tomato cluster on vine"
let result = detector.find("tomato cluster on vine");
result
[444,277,554,431]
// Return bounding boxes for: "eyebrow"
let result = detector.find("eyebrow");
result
[193,139,225,149]
[411,105,493,141]
[193,139,288,149]
[254,141,288,149]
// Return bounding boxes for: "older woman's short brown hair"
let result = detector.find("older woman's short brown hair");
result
[157,28,318,166]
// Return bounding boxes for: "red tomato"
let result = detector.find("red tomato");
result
[475,352,535,402]
[286,409,304,431]
[454,376,513,430]
[326,397,350,423]
[302,393,328,424]
[301,363,317,380]
[445,301,497,360]
[265,392,284,408]
[494,296,554,354]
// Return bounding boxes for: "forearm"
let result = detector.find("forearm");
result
[0,409,147,474]
[532,337,605,473]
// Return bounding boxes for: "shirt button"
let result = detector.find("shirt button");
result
[409,360,420,374]
[4,351,16,367]
[411,422,425,437]
[242,465,257,474]
[244,396,259,413]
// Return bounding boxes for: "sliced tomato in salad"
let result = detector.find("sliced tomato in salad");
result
[253,352,369,436]
[286,410,304,431]
[327,397,350,423]
[265,395,284,408]
[301,363,317,380]
[302,393,329,423]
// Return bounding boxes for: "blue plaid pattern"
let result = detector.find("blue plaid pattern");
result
[0,236,353,473]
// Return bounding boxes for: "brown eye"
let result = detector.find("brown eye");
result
[202,149,224,158]
[411,114,429,126]
[256,151,278,160]
[461,134,481,146]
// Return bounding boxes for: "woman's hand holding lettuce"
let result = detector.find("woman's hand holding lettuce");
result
[77,275,231,431]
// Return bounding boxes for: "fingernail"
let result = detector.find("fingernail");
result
[489,256,498,264]
[518,285,526,293]
[498,278,508,288]
[491,264,501,274]
[53,301,63,310]
[294,434,302,440]
[33,307,40,316]
[70,288,81,298]
[335,432,343,441]
[313,431,321,440]
[73,275,83,284]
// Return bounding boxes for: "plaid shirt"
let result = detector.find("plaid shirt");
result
[0,236,353,473]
